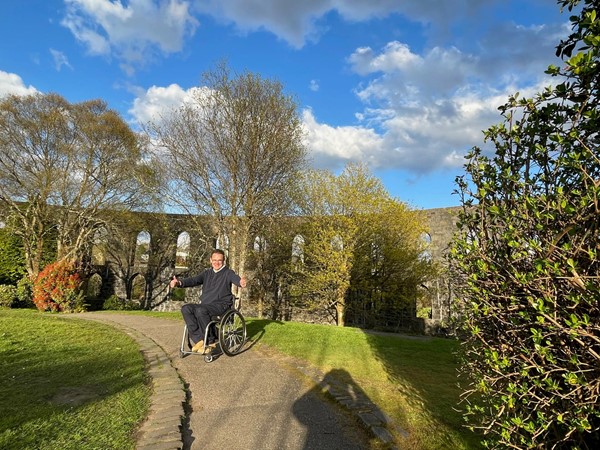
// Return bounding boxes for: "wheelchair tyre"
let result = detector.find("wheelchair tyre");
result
[204,353,214,363]
[219,309,246,356]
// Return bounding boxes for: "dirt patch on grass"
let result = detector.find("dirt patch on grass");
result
[49,385,104,406]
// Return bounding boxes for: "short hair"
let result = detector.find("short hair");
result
[211,249,225,259]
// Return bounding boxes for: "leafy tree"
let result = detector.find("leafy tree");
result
[0,284,17,308]
[244,217,300,320]
[0,93,158,278]
[292,163,429,326]
[450,1,599,447]
[147,61,307,282]
[95,210,182,308]
[0,224,26,285]
[348,200,435,330]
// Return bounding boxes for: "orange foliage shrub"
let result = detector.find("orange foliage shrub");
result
[33,260,84,312]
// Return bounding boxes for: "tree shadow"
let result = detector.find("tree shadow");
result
[245,318,283,347]
[292,367,400,449]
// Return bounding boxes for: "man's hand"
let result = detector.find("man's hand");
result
[240,276,247,288]
[169,276,180,289]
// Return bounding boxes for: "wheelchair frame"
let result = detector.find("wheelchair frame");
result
[179,298,247,363]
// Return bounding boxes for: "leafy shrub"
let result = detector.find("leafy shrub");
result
[102,294,141,311]
[0,284,17,308]
[416,307,431,319]
[32,260,85,312]
[0,226,26,285]
[14,276,34,308]
[450,2,600,448]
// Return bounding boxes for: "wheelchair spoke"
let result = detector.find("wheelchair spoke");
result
[219,310,247,356]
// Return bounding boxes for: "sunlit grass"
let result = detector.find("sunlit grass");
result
[0,309,150,450]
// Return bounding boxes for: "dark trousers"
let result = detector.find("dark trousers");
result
[181,302,231,345]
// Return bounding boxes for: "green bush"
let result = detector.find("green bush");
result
[0,227,26,285]
[102,295,141,311]
[14,276,34,308]
[416,307,431,319]
[0,284,17,308]
[450,1,600,447]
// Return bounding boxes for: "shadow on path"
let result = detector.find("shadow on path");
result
[293,368,402,449]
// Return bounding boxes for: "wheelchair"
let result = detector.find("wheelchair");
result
[179,297,247,363]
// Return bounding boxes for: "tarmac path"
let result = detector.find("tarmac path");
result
[73,313,385,450]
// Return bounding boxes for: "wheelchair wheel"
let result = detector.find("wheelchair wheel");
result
[219,309,246,356]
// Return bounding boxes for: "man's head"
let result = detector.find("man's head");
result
[210,249,225,271]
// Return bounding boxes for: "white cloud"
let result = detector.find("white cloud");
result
[302,108,384,169]
[129,83,192,125]
[50,49,74,71]
[191,0,508,48]
[321,17,566,174]
[0,71,39,98]
[122,2,569,175]
[61,0,199,73]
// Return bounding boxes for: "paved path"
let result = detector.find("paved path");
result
[73,313,397,450]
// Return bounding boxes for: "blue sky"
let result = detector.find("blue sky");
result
[0,0,574,210]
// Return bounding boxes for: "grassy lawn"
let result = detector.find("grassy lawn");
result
[0,309,150,450]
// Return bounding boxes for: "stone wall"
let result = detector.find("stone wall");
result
[424,206,461,325]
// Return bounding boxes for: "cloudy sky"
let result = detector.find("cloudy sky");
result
[0,0,574,209]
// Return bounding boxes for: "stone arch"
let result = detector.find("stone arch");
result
[419,232,432,261]
[216,234,230,259]
[331,234,343,252]
[369,241,379,275]
[130,273,146,303]
[85,272,104,309]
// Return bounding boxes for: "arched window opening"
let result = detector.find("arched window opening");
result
[85,273,103,309]
[254,235,267,252]
[216,234,230,259]
[331,235,343,252]
[91,227,108,265]
[371,242,383,275]
[131,273,146,303]
[176,231,190,269]
[135,231,151,265]
[292,235,305,264]
[419,232,432,262]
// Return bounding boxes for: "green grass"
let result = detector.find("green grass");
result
[0,309,150,450]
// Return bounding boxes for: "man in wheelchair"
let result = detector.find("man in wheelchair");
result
[170,249,247,353]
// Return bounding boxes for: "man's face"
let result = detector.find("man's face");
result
[210,253,225,270]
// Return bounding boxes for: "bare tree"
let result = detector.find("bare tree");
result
[0,93,158,277]
[147,62,307,279]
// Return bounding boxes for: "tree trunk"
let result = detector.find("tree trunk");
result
[336,297,345,327]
